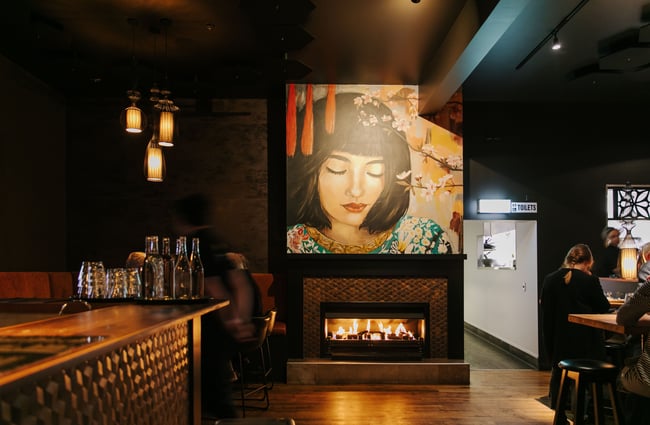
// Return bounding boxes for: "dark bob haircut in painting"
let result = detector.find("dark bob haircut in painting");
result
[287,91,411,234]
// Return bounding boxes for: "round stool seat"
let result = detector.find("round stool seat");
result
[558,358,618,378]
[553,358,624,425]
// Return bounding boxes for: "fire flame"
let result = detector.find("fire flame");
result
[329,318,418,340]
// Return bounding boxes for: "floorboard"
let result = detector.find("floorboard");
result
[225,370,554,425]
[206,333,555,425]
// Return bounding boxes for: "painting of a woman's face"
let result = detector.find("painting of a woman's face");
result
[318,150,385,230]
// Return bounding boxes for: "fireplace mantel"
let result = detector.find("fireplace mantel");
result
[285,254,466,361]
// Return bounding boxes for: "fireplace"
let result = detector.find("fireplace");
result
[302,276,447,359]
[321,302,428,360]
[285,256,468,384]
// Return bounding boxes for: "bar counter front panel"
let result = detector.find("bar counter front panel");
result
[0,301,227,425]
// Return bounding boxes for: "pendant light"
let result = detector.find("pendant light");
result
[618,182,640,279]
[120,18,146,134]
[156,89,179,146]
[122,89,145,133]
[619,223,638,280]
[144,132,166,182]
[156,18,179,147]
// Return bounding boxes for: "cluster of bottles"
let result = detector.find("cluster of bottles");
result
[142,235,205,300]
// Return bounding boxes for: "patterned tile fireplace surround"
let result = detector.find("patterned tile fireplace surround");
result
[302,277,448,358]
[285,257,469,384]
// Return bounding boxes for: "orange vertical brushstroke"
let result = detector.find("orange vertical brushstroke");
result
[286,84,297,157]
[301,84,313,155]
[325,84,336,134]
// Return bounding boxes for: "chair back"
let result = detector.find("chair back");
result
[266,308,277,338]
[238,312,271,353]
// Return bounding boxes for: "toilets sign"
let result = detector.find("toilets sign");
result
[511,202,537,213]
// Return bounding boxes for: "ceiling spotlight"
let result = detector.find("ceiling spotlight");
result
[551,33,562,51]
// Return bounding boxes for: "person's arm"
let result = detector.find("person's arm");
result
[616,281,650,325]
[587,275,612,313]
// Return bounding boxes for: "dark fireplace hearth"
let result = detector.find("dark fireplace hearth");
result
[321,302,428,360]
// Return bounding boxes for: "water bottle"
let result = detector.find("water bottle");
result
[161,237,175,298]
[190,237,205,298]
[143,235,164,299]
[174,236,192,299]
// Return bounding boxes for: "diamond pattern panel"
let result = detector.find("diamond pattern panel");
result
[0,323,190,425]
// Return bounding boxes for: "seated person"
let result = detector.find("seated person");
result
[637,243,650,283]
[616,280,650,398]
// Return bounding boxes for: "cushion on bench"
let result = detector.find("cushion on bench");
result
[48,272,75,298]
[252,272,287,336]
[0,272,51,298]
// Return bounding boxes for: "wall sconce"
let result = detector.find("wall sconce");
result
[144,134,166,182]
[477,199,511,214]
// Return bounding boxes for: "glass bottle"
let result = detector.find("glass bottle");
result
[190,237,205,298]
[143,235,164,299]
[174,236,192,299]
[161,237,174,298]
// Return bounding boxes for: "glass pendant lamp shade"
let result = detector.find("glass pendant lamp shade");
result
[155,89,179,147]
[158,109,175,145]
[124,105,144,133]
[121,90,146,133]
[144,134,166,182]
[619,226,638,280]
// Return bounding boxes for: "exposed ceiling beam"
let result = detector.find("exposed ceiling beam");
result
[418,0,531,114]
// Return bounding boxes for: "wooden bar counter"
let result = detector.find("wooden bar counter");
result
[0,300,228,425]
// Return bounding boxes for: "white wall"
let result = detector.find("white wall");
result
[464,220,539,358]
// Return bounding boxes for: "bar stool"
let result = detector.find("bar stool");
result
[262,309,277,389]
[552,358,624,425]
[234,311,272,416]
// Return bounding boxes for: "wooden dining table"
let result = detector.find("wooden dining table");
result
[568,313,650,349]
[568,313,650,334]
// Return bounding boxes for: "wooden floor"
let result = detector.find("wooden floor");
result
[231,370,554,425]
[209,332,555,425]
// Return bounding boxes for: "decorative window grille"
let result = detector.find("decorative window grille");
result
[607,184,650,220]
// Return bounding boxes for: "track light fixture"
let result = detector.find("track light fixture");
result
[516,0,591,69]
[551,33,562,51]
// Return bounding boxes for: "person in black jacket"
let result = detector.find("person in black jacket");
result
[540,243,611,407]
[171,193,262,419]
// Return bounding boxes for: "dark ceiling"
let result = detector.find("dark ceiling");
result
[1,0,650,114]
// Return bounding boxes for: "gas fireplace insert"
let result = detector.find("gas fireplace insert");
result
[321,302,428,360]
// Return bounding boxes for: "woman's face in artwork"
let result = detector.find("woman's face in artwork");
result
[318,150,385,230]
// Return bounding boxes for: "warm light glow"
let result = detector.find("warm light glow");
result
[144,137,165,182]
[619,228,638,280]
[158,110,175,146]
[620,246,638,280]
[551,35,562,50]
[125,105,143,133]
[327,317,419,340]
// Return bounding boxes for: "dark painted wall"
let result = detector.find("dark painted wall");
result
[464,100,650,368]
[0,56,67,271]
[65,97,269,272]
